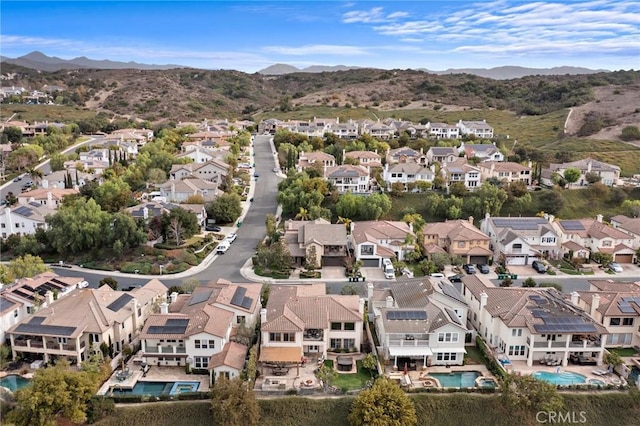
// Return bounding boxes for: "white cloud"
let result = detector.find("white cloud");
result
[262,44,370,56]
[342,7,410,24]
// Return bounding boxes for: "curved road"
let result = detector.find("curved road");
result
[49,135,281,288]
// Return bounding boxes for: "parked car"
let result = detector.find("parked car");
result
[463,264,476,274]
[477,264,490,274]
[608,262,623,273]
[448,274,464,283]
[532,260,547,273]
[216,242,230,254]
[205,224,222,232]
[225,233,237,243]
[429,273,445,278]
[13,176,22,182]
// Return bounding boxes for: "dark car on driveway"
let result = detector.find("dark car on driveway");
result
[448,274,464,283]
[477,264,490,274]
[532,260,547,273]
[463,264,476,274]
[205,224,222,232]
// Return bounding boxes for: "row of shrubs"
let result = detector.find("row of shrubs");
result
[475,336,506,379]
[97,391,212,405]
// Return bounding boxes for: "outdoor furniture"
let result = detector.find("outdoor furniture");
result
[272,367,289,376]
[592,369,609,376]
[337,356,354,372]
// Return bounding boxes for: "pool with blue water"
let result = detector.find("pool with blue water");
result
[429,371,482,388]
[532,371,587,385]
[111,381,200,396]
[0,375,31,392]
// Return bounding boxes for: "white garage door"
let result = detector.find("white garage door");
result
[506,256,527,265]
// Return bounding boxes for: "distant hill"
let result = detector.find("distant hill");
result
[258,64,365,75]
[425,66,609,80]
[0,51,183,72]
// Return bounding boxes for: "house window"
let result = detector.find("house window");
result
[436,352,457,361]
[360,245,374,256]
[57,337,68,344]
[344,339,355,350]
[513,244,522,249]
[541,237,556,244]
[90,333,100,343]
[438,332,459,343]
[602,241,612,247]
[508,345,525,356]
[237,316,246,324]
[622,318,633,326]
[457,241,465,248]
[13,309,18,318]
[331,322,342,331]
[511,329,523,337]
[269,333,281,342]
[194,356,208,369]
[610,318,621,326]
[330,339,342,349]
[283,333,295,342]
[27,306,35,314]
[344,322,355,331]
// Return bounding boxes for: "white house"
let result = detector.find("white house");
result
[476,161,532,185]
[383,163,434,189]
[542,158,621,187]
[324,165,371,193]
[460,142,504,162]
[351,220,415,267]
[456,120,494,139]
[1,203,55,238]
[426,122,460,140]
[441,160,482,190]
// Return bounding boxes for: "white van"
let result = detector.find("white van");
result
[216,242,230,254]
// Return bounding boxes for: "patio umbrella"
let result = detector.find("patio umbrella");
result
[404,362,408,375]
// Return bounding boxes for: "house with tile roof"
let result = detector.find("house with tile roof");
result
[610,215,640,251]
[17,188,79,209]
[109,128,154,146]
[259,283,363,367]
[41,170,96,189]
[456,120,494,139]
[159,177,221,203]
[461,275,608,367]
[367,278,469,368]
[7,278,166,365]
[351,221,415,267]
[571,280,640,348]
[361,121,395,139]
[324,164,371,193]
[481,214,561,265]
[169,159,231,184]
[175,147,217,163]
[426,122,460,140]
[139,279,260,380]
[441,159,482,190]
[283,218,348,267]
[328,121,359,139]
[476,161,532,185]
[382,162,435,190]
[296,151,336,172]
[553,215,638,264]
[459,142,504,162]
[421,218,493,265]
[541,158,621,187]
[387,147,425,165]
[426,146,458,164]
[1,203,55,238]
[0,273,88,343]
[343,150,382,168]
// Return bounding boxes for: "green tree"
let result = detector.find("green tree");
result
[585,172,602,184]
[0,264,15,285]
[46,198,111,255]
[161,207,199,243]
[500,373,563,413]
[563,168,581,186]
[210,377,259,426]
[523,277,537,287]
[8,361,99,426]
[206,192,242,224]
[315,363,338,392]
[180,278,200,293]
[2,126,23,143]
[348,378,417,426]
[340,283,360,295]
[49,153,66,172]
[99,277,118,290]
[361,353,378,378]
[361,193,392,220]
[500,277,513,287]
[93,177,133,213]
[8,255,50,279]
[620,125,640,141]
[604,351,623,368]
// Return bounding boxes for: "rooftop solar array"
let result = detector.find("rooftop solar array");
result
[492,218,547,230]
[534,324,597,333]
[0,297,15,312]
[561,220,586,231]
[386,310,427,321]
[107,294,134,312]
[188,289,213,306]
[147,318,189,335]
[445,307,462,326]
[14,316,77,336]
[13,206,34,218]
[12,289,36,301]
[439,282,465,304]
[230,287,254,310]
[618,296,640,314]
[529,294,548,305]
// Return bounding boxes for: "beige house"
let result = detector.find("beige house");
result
[542,158,621,187]
[422,219,493,265]
[351,221,415,267]
[572,280,640,348]
[159,177,221,203]
[17,188,79,209]
[324,164,371,193]
[610,215,640,251]
[343,150,382,168]
[296,151,336,172]
[477,161,532,185]
[7,279,166,366]
[283,218,348,267]
[169,159,231,184]
[139,279,261,381]
[259,283,363,367]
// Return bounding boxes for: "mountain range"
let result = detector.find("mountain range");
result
[0,51,608,80]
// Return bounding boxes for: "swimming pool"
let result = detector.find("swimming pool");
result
[429,371,482,388]
[588,379,606,386]
[111,381,200,396]
[532,371,587,385]
[0,375,31,392]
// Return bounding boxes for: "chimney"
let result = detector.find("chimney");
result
[590,294,600,318]
[548,215,555,223]
[359,298,365,314]
[385,296,394,308]
[468,216,474,225]
[596,214,603,223]
[480,292,488,310]
[570,291,579,306]
[342,149,346,165]
[169,292,178,304]
[260,308,267,324]
[367,283,374,300]
[159,302,168,314]
[47,191,53,207]
[131,298,139,331]
[143,207,149,220]
[45,290,54,306]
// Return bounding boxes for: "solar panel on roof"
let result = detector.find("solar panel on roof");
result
[561,220,586,231]
[50,279,67,287]
[439,282,465,303]
[230,287,247,306]
[13,206,34,217]
[0,297,15,312]
[165,318,189,327]
[618,302,635,313]
[240,297,253,309]
[13,289,35,301]
[14,323,77,336]
[386,310,427,320]
[107,294,134,312]
[188,289,213,306]
[493,218,547,230]
[445,307,462,325]
[30,317,46,324]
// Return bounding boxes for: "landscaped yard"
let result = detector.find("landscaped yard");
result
[463,345,485,366]
[325,360,373,391]
[608,347,639,357]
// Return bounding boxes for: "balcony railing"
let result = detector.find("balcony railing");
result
[388,339,430,347]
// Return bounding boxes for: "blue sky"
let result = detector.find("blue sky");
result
[1,1,639,72]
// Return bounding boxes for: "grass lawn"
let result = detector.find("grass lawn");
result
[325,360,373,391]
[608,347,639,357]
[464,346,485,366]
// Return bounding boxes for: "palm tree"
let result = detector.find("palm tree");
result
[294,207,309,221]
[337,216,353,234]
[28,168,43,187]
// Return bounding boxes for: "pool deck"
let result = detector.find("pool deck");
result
[384,364,494,389]
[506,360,625,385]
[97,365,210,395]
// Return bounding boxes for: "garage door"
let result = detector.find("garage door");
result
[506,256,526,265]
[469,256,489,265]
[614,254,633,264]
[322,257,344,267]
[361,258,380,268]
